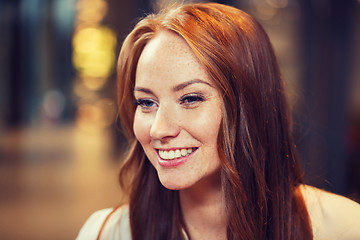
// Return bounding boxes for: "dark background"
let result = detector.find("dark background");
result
[1,0,359,239]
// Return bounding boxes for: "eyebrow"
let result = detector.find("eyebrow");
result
[133,79,213,95]
[173,79,212,92]
[133,86,154,95]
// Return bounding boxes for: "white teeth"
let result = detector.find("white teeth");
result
[162,151,168,159]
[168,150,174,159]
[180,149,187,156]
[159,148,195,160]
[175,149,181,158]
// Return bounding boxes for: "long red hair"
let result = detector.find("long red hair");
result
[117,3,312,239]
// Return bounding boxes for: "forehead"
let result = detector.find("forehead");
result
[143,30,193,57]
[138,30,198,64]
[135,30,210,87]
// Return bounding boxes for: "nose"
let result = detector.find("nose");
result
[150,106,180,141]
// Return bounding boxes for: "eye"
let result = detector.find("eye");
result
[134,99,158,111]
[180,94,205,107]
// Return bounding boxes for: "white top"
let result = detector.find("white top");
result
[76,206,131,240]
[301,185,360,240]
[76,185,360,240]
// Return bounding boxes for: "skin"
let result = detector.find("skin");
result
[133,30,227,239]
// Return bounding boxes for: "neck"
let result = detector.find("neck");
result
[180,171,227,240]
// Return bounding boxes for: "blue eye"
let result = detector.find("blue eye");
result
[134,99,157,110]
[180,94,205,106]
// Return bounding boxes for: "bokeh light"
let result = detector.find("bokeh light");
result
[72,26,117,80]
[72,0,118,133]
[75,98,116,132]
[76,0,108,24]
[42,90,66,120]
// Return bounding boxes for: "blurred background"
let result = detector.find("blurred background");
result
[0,0,359,239]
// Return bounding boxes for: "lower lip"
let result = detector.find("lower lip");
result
[157,149,197,168]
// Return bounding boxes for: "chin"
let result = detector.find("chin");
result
[159,180,184,190]
[158,177,191,190]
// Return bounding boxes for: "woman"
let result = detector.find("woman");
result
[77,3,360,240]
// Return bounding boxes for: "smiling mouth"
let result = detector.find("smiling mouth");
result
[158,148,197,160]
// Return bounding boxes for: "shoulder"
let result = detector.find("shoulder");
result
[300,184,360,240]
[76,205,131,240]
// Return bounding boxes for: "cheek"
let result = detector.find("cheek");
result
[190,106,222,143]
[133,111,151,144]
[204,119,221,146]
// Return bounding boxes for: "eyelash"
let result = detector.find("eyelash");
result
[134,99,157,109]
[134,93,205,111]
[179,94,205,106]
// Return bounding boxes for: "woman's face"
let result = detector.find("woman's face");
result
[133,30,223,190]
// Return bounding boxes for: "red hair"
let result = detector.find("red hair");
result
[117,3,312,239]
